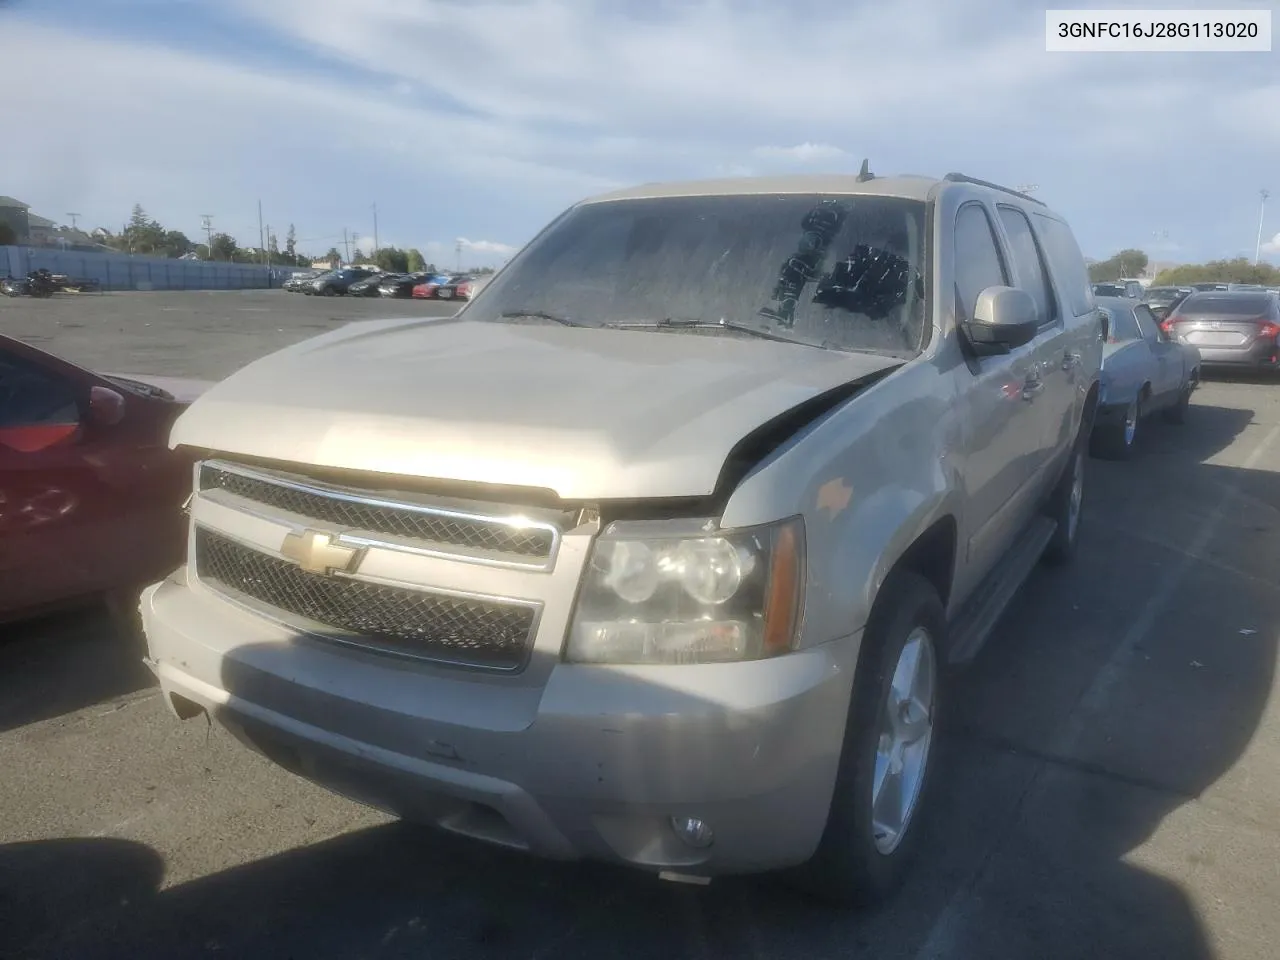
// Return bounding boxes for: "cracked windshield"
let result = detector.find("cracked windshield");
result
[1,1,1278,958]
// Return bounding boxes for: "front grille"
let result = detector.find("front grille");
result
[200,463,557,560]
[195,528,537,670]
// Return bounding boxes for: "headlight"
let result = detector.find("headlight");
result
[566,517,805,665]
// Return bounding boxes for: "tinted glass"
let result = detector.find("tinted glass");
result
[1133,304,1159,339]
[997,205,1056,325]
[1093,284,1125,297]
[0,351,79,429]
[1034,214,1093,316]
[1176,295,1273,317]
[467,193,930,357]
[1102,305,1141,341]
[954,203,1008,325]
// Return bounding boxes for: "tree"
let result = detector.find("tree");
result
[285,224,297,260]
[1153,258,1280,287]
[324,247,342,263]
[1088,248,1149,282]
[209,232,239,261]
[374,247,410,273]
[406,248,426,272]
[0,222,15,246]
[159,230,194,258]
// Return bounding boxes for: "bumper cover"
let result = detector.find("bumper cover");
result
[141,573,857,876]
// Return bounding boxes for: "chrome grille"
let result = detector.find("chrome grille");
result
[199,462,559,561]
[194,528,537,670]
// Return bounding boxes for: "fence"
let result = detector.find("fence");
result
[0,246,291,291]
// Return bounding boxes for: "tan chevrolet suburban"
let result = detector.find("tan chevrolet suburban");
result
[141,170,1103,904]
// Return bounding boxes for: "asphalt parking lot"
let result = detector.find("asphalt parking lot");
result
[3,291,1280,960]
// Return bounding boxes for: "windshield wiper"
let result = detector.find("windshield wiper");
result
[497,309,589,327]
[605,317,809,346]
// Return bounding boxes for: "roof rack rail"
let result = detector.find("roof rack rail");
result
[943,172,1046,207]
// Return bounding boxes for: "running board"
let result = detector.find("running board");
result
[947,517,1057,665]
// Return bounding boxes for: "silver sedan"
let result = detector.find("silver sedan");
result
[1091,296,1201,459]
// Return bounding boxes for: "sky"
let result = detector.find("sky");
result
[3,0,1279,268]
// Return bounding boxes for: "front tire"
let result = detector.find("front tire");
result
[795,572,943,906]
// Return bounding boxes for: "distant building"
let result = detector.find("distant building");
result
[0,195,30,243]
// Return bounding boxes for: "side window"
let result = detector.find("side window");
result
[1107,306,1142,342]
[997,205,1057,326]
[1031,213,1093,316]
[1132,304,1160,341]
[0,350,81,452]
[954,203,1008,322]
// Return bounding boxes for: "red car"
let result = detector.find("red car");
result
[434,275,476,301]
[410,273,452,299]
[0,336,211,630]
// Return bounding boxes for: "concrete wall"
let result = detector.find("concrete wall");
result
[0,245,291,291]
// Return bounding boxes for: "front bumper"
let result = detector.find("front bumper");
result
[141,571,856,876]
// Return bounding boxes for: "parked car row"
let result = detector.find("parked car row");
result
[283,268,481,300]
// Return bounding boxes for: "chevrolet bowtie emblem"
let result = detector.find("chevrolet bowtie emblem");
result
[279,529,360,575]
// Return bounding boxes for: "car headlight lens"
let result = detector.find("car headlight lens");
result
[566,517,805,665]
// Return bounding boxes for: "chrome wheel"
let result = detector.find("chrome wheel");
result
[872,626,937,855]
[1123,401,1138,446]
[1067,449,1084,542]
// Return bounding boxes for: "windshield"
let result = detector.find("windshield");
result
[462,193,929,357]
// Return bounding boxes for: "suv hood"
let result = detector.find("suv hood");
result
[170,317,901,500]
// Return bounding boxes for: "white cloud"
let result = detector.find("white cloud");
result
[6,1,1280,265]
[1262,232,1280,255]
[458,237,517,256]
[751,143,849,164]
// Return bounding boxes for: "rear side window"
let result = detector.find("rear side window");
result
[954,203,1008,322]
[1103,305,1141,341]
[1031,214,1093,316]
[997,205,1057,326]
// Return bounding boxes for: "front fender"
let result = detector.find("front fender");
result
[720,360,962,646]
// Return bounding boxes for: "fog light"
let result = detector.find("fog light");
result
[670,816,714,848]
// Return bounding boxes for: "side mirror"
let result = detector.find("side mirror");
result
[964,286,1038,351]
[88,385,126,427]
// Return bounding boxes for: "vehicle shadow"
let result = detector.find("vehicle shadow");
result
[4,398,1276,960]
[0,604,153,734]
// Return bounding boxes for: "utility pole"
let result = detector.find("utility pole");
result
[1255,189,1270,265]
[200,214,214,259]
[1151,229,1171,278]
[66,212,80,232]
[343,228,350,264]
[372,203,379,252]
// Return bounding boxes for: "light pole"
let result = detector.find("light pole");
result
[455,239,463,272]
[1255,189,1270,265]
[1151,229,1170,278]
[200,215,214,259]
[372,203,379,252]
